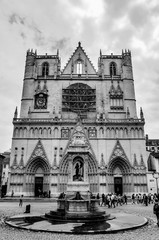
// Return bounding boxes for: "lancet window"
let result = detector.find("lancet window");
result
[77,61,82,74]
[42,62,49,76]
[110,62,117,76]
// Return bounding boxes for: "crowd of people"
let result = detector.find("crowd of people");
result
[98,193,127,208]
[94,192,159,208]
[131,193,159,206]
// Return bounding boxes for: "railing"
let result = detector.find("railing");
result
[33,73,121,81]
[102,55,122,59]
[36,55,58,59]
[13,117,145,125]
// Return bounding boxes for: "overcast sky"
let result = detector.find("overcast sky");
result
[0,0,159,152]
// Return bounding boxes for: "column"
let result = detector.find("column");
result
[84,157,88,183]
[68,157,72,183]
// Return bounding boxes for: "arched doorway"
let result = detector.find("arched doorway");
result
[114,176,123,195]
[107,157,132,194]
[25,157,50,196]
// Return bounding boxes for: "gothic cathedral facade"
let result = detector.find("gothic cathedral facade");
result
[8,42,149,197]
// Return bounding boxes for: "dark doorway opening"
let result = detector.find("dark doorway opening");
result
[114,177,123,195]
[1,185,7,197]
[35,177,43,197]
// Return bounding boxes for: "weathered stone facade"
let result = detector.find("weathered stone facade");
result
[7,42,150,197]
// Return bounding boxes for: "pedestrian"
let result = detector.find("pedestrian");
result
[123,194,127,204]
[111,193,116,208]
[11,190,14,197]
[96,193,100,205]
[101,193,105,206]
[48,190,51,198]
[144,194,148,206]
[153,198,159,226]
[132,193,135,204]
[19,195,23,207]
[107,194,111,208]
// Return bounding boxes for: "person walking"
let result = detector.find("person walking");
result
[153,198,159,226]
[123,194,127,204]
[101,193,105,206]
[132,193,135,204]
[144,194,148,206]
[111,193,116,208]
[11,190,14,197]
[19,195,23,207]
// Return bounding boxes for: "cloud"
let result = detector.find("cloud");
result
[20,32,26,39]
[1,0,159,152]
[129,4,149,29]
[9,13,25,25]
[49,38,70,51]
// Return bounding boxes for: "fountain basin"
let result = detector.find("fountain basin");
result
[5,212,148,234]
[45,198,111,223]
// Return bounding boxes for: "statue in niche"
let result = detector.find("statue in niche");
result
[73,159,84,181]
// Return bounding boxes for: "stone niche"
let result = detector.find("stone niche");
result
[67,155,89,197]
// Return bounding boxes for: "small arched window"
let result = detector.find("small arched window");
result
[42,62,49,76]
[110,62,116,76]
[77,61,82,74]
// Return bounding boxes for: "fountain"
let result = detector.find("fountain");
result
[45,191,112,223]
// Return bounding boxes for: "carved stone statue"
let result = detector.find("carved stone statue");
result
[73,160,84,181]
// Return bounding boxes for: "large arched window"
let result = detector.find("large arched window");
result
[110,62,117,76]
[77,61,82,74]
[62,83,96,112]
[42,62,49,76]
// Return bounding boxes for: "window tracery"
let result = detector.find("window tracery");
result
[110,62,117,76]
[62,83,96,112]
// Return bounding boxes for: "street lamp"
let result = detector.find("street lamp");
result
[152,171,159,194]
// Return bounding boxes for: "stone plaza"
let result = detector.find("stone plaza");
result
[0,199,159,240]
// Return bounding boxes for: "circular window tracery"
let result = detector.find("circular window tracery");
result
[62,83,96,112]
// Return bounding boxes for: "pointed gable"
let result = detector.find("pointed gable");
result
[28,139,49,163]
[62,42,97,75]
[100,153,105,169]
[19,155,24,168]
[109,81,116,97]
[63,120,96,158]
[12,154,18,168]
[133,154,138,167]
[140,154,146,168]
[116,82,123,96]
[109,140,129,163]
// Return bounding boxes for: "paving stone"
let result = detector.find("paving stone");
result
[0,201,158,239]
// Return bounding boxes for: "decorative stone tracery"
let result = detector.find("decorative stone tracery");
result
[62,83,96,112]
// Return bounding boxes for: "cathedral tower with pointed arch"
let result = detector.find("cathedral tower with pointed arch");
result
[8,43,149,197]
